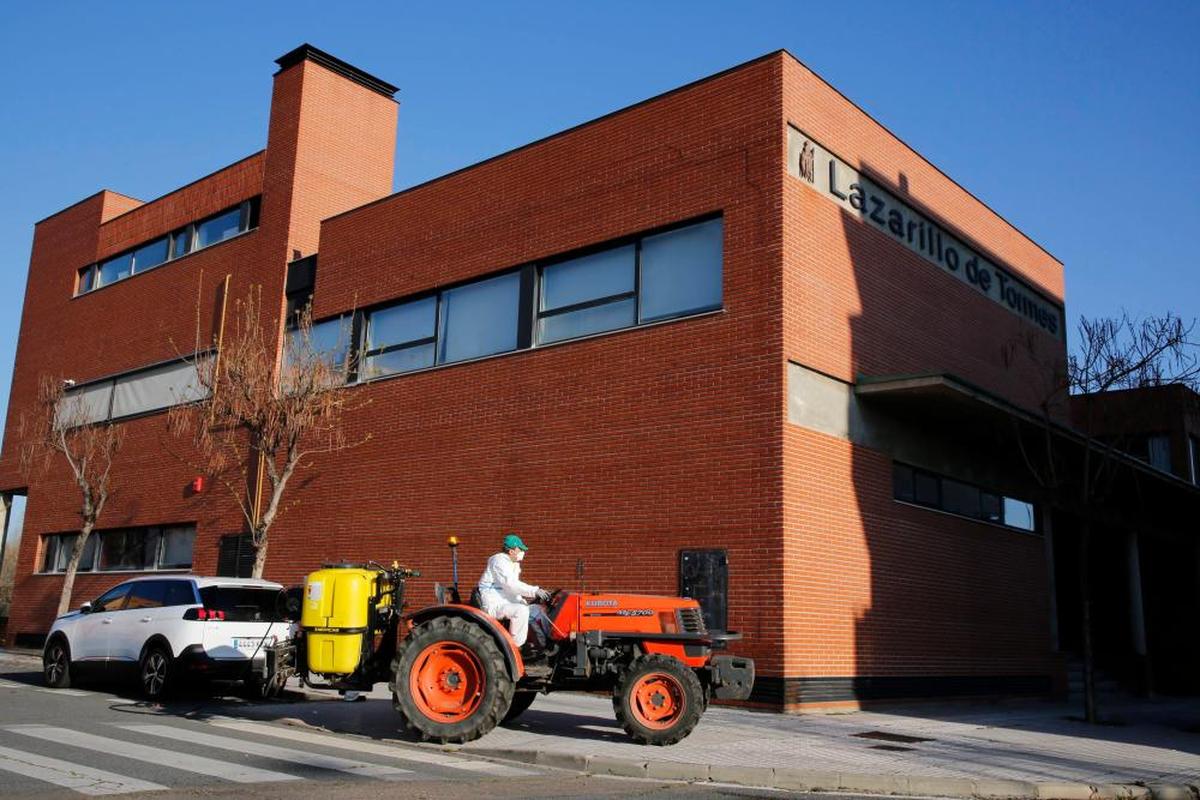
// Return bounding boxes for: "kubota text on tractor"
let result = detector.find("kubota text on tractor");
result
[294,544,754,745]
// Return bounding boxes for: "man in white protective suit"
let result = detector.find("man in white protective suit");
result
[477,533,552,654]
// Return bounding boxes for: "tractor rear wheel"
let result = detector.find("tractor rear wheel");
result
[613,654,704,745]
[391,616,514,744]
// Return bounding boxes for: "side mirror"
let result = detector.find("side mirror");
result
[79,602,93,614]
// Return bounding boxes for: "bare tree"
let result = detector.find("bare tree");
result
[20,376,124,616]
[1009,311,1199,722]
[169,285,366,578]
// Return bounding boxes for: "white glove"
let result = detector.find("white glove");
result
[535,588,551,602]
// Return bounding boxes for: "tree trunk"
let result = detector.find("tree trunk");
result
[1079,518,1097,723]
[252,536,269,579]
[57,526,93,617]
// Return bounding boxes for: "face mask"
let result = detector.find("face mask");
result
[513,550,525,562]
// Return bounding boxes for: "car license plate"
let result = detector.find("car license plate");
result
[233,638,264,654]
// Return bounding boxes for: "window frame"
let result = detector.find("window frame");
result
[536,243,639,345]
[359,293,440,379]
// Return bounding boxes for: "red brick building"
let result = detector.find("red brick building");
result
[2,45,1194,707]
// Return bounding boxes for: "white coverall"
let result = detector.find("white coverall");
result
[477,552,544,647]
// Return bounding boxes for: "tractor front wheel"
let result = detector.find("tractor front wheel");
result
[391,616,514,744]
[613,654,705,745]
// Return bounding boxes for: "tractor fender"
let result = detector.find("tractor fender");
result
[405,604,524,679]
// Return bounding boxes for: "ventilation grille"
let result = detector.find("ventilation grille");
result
[679,607,707,635]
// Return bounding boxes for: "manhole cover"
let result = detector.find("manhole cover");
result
[852,730,934,744]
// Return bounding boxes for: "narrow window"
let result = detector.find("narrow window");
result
[437,271,521,364]
[1147,434,1172,473]
[170,226,194,259]
[284,316,352,386]
[77,265,96,294]
[538,245,636,344]
[194,207,243,249]
[131,237,169,274]
[362,296,437,378]
[1003,497,1036,531]
[638,217,723,323]
[158,527,196,569]
[97,252,133,287]
[1189,435,1199,485]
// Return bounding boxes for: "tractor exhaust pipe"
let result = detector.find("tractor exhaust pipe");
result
[448,536,460,599]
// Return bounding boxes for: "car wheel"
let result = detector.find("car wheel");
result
[43,637,72,689]
[139,644,173,700]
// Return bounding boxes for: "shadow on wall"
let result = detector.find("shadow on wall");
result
[839,163,1058,707]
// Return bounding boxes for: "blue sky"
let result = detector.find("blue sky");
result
[0,1,1197,531]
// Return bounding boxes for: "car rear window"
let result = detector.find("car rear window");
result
[199,586,285,622]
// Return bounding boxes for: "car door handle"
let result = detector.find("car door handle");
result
[140,617,152,623]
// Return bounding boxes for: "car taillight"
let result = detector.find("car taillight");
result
[183,608,226,621]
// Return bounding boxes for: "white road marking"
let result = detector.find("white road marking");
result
[0,743,166,796]
[0,680,28,689]
[208,718,538,776]
[37,688,92,697]
[119,724,414,781]
[6,725,299,784]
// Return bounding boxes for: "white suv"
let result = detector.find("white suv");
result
[42,576,291,699]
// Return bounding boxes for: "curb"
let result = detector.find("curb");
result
[467,747,1200,800]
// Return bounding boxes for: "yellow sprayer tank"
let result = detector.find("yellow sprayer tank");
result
[302,566,388,676]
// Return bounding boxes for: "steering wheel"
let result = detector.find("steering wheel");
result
[546,588,566,607]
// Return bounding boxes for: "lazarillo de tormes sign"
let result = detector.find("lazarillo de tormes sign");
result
[787,125,1063,338]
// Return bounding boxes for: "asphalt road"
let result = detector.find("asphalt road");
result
[0,660,843,799]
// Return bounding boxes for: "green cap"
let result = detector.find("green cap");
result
[502,533,528,551]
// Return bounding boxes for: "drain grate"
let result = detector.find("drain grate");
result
[852,730,934,744]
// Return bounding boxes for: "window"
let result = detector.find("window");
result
[438,271,521,364]
[126,580,166,610]
[362,296,437,378]
[283,316,352,387]
[1190,435,1199,486]
[58,356,208,426]
[1147,435,1171,473]
[326,214,724,385]
[110,359,206,419]
[97,252,133,287]
[76,198,259,295]
[132,238,169,273]
[892,462,1037,533]
[200,586,287,622]
[91,583,131,613]
[638,217,723,323]
[538,245,636,344]
[42,533,98,574]
[194,207,243,249]
[162,580,197,607]
[40,525,195,573]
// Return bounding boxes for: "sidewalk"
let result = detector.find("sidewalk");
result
[3,648,1198,798]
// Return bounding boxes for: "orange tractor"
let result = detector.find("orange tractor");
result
[297,547,754,745]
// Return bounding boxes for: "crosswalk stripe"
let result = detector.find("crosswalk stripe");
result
[118,724,414,781]
[0,743,166,796]
[6,725,299,784]
[208,718,538,776]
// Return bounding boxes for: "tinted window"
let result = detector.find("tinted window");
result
[195,207,243,249]
[541,246,635,311]
[92,584,131,612]
[200,586,285,622]
[1003,497,1036,531]
[43,534,98,573]
[126,580,166,610]
[162,580,197,607]
[100,528,161,571]
[539,245,637,345]
[159,528,195,569]
[913,471,940,506]
[132,238,169,273]
[638,218,723,323]
[941,479,980,518]
[363,297,437,379]
[97,253,133,287]
[892,464,914,502]
[171,227,193,258]
[437,272,521,364]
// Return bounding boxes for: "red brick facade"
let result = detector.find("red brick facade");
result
[0,47,1069,709]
